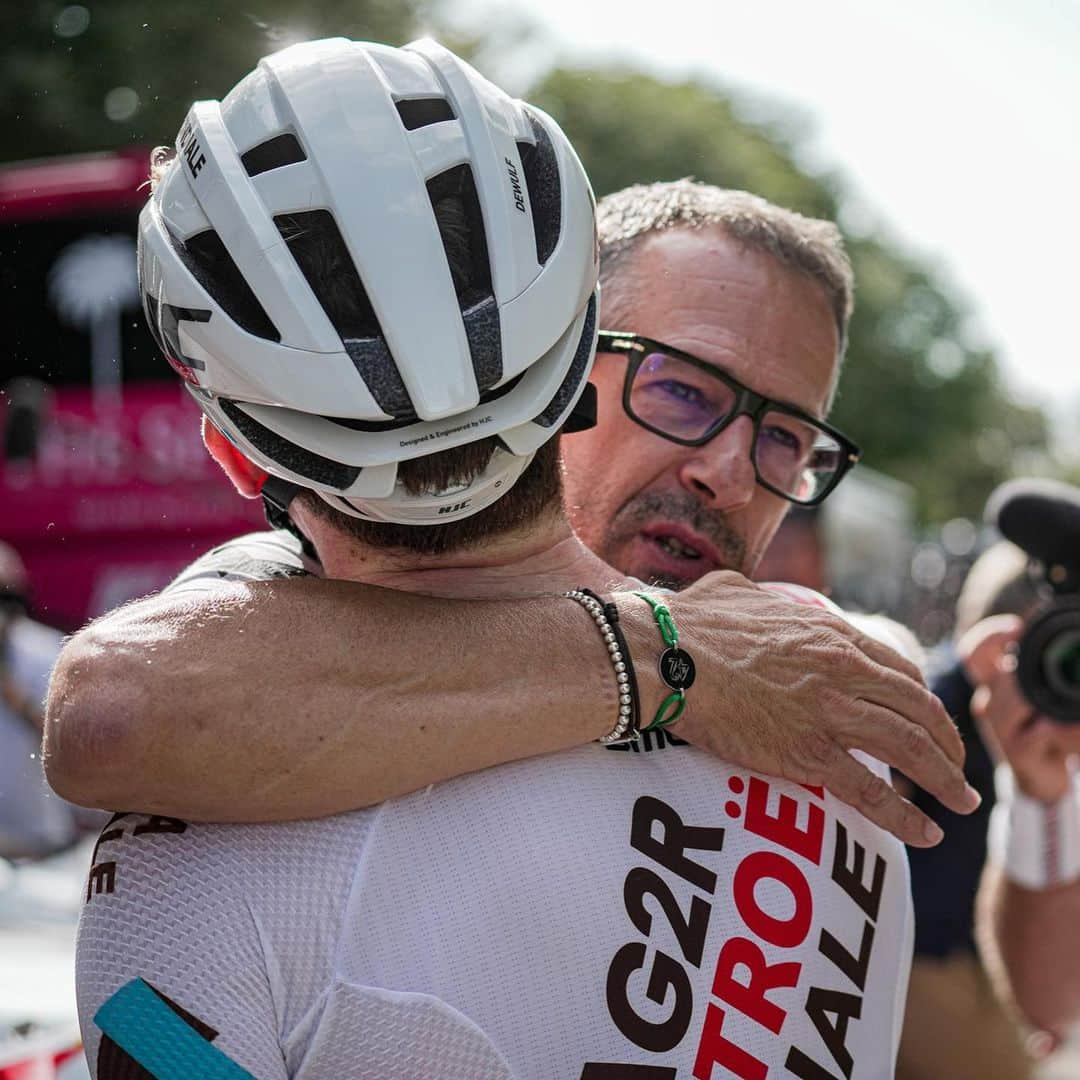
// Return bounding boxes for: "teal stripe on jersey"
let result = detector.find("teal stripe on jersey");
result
[95,978,254,1080]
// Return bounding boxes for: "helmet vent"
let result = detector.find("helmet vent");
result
[533,291,595,428]
[427,165,501,392]
[517,110,562,265]
[275,209,415,419]
[396,97,455,130]
[426,165,493,311]
[275,210,383,340]
[240,133,307,177]
[173,228,280,342]
[219,398,361,490]
[462,296,502,393]
[323,371,524,433]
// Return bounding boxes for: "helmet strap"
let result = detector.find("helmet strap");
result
[562,381,597,434]
[261,476,319,561]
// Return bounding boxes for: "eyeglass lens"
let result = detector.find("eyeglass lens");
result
[628,348,844,503]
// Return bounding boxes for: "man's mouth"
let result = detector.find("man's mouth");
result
[600,492,749,583]
[638,524,726,573]
[653,534,703,560]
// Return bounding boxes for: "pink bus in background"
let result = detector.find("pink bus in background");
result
[1,148,263,631]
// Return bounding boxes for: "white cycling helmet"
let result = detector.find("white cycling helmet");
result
[139,36,599,524]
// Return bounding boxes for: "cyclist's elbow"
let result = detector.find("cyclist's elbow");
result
[44,626,149,808]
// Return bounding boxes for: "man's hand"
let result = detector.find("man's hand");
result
[962,615,1080,803]
[625,572,979,848]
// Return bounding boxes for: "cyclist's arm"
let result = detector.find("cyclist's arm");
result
[45,546,974,842]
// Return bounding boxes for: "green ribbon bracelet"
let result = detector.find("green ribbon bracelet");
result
[634,592,696,732]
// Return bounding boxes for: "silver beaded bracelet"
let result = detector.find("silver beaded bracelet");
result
[565,589,639,744]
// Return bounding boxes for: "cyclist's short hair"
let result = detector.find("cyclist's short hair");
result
[597,179,853,360]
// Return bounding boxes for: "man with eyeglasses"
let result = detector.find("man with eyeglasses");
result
[47,180,973,847]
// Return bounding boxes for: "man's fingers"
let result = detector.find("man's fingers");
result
[812,620,966,771]
[850,662,966,768]
[808,743,944,847]
[816,622,969,769]
[847,701,978,816]
[838,621,925,685]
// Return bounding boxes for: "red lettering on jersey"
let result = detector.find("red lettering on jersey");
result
[710,936,801,1035]
[744,778,825,866]
[733,851,813,949]
[693,1004,767,1080]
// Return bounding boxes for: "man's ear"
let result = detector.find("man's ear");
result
[201,417,268,498]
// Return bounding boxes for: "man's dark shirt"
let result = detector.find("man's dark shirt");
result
[908,657,996,957]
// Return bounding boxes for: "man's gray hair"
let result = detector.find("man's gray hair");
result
[597,179,855,359]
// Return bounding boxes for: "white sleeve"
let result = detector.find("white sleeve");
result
[76,814,289,1080]
[987,764,1080,889]
[164,530,311,597]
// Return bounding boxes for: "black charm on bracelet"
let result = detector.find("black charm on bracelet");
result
[659,647,696,691]
[634,592,694,730]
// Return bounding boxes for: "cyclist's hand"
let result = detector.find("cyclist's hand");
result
[623,572,979,848]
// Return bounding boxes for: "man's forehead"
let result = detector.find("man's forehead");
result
[601,225,840,415]
[607,225,813,309]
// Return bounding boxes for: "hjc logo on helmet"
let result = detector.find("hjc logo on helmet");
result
[439,500,473,515]
[504,157,526,213]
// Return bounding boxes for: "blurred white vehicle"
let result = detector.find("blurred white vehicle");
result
[0,841,93,1079]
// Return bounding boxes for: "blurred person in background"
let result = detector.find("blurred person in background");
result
[751,505,826,593]
[749,521,1040,1076]
[897,540,1039,1078]
[0,541,76,860]
[962,483,1080,1058]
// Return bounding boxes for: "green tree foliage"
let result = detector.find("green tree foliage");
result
[531,67,1048,522]
[0,0,428,161]
[3,12,1049,522]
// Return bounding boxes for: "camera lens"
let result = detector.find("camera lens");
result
[1018,599,1080,723]
[1044,629,1080,701]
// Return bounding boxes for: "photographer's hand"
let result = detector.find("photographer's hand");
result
[963,615,1080,801]
[966,615,1080,1037]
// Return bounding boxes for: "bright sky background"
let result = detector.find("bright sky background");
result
[447,0,1080,449]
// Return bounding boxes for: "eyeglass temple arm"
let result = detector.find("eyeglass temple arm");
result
[596,332,643,354]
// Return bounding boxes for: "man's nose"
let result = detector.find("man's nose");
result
[676,415,757,512]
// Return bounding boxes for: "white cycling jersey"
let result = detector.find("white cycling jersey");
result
[76,534,914,1080]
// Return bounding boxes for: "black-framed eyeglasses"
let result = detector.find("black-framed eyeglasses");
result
[598,331,861,507]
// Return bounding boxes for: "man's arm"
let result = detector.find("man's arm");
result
[46,558,975,843]
[967,616,1080,1036]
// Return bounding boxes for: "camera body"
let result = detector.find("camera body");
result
[990,480,1080,724]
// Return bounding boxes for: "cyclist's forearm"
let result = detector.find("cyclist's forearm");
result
[44,578,616,821]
